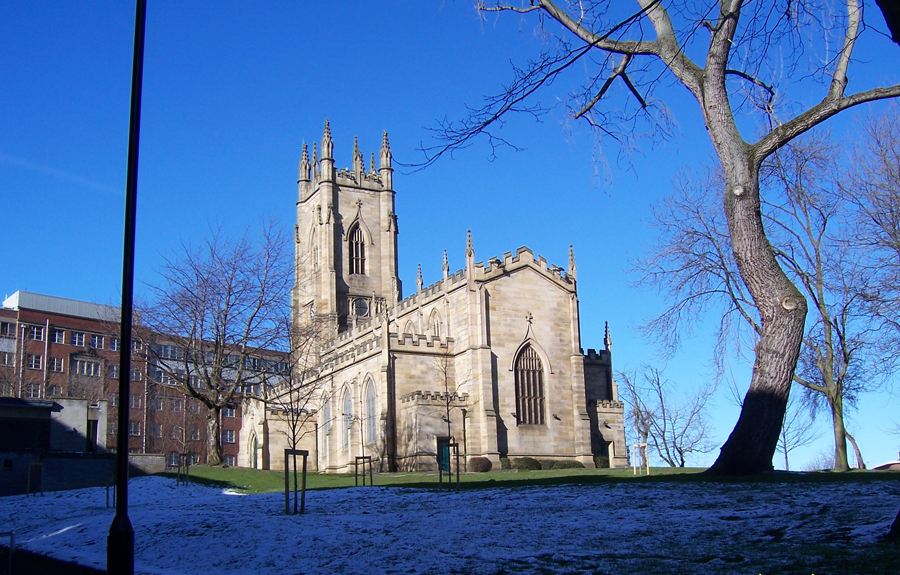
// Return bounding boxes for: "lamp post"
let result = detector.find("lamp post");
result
[108,1,146,573]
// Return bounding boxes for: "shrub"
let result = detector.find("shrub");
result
[548,460,585,470]
[467,457,493,473]
[513,457,542,471]
[500,457,511,470]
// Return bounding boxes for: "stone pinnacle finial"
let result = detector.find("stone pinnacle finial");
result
[298,142,310,181]
[568,244,577,279]
[417,263,423,291]
[379,130,392,170]
[312,142,319,178]
[442,249,449,278]
[466,229,474,258]
[604,322,612,350]
[370,152,376,174]
[322,119,334,159]
[353,136,364,172]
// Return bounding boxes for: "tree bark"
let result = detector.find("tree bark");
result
[206,407,222,466]
[830,392,850,471]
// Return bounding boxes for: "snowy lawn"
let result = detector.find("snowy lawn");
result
[1,473,899,574]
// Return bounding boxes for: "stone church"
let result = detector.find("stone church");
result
[240,122,626,472]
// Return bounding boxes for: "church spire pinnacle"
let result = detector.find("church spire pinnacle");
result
[416,263,423,292]
[442,249,449,279]
[379,130,392,170]
[370,152,376,174]
[322,119,334,160]
[298,142,310,182]
[568,244,577,280]
[353,136,364,174]
[465,229,474,258]
[604,322,612,350]
[312,142,320,179]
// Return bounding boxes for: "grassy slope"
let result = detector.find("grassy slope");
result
[158,464,899,494]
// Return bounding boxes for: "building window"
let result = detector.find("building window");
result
[47,385,61,397]
[71,332,85,347]
[48,356,64,372]
[223,407,235,418]
[514,345,545,425]
[187,400,200,414]
[73,359,100,377]
[110,392,119,407]
[322,399,331,453]
[222,429,235,444]
[0,322,13,338]
[169,425,181,440]
[129,394,141,409]
[131,367,142,382]
[89,334,103,349]
[148,423,162,438]
[365,381,376,444]
[170,398,182,412]
[132,340,142,352]
[128,420,141,436]
[148,396,162,411]
[51,328,65,344]
[110,337,120,351]
[108,364,120,379]
[28,326,44,341]
[0,351,13,366]
[25,383,41,398]
[167,452,180,467]
[349,224,366,275]
[223,455,235,466]
[342,390,352,451]
[26,354,42,370]
[353,298,369,317]
[189,427,200,441]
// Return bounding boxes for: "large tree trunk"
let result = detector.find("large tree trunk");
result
[830,391,850,471]
[706,166,808,475]
[206,407,222,466]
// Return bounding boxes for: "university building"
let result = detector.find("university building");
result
[0,291,242,466]
[241,123,627,472]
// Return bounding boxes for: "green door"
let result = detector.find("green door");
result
[437,438,451,472]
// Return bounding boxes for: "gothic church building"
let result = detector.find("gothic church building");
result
[240,122,626,472]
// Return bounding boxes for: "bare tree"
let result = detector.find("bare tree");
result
[432,1,900,474]
[776,390,819,472]
[260,316,327,454]
[639,134,896,471]
[619,366,715,467]
[144,222,293,466]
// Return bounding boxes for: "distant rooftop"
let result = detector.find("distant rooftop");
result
[2,291,120,322]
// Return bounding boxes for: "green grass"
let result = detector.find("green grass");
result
[157,464,899,494]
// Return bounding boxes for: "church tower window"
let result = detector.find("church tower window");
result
[349,224,366,275]
[514,345,545,425]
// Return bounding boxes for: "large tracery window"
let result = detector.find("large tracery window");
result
[364,381,376,445]
[349,224,366,275]
[514,345,545,425]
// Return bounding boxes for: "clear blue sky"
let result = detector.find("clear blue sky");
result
[2,1,898,469]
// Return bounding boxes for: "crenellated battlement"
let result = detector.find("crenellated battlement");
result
[584,348,611,364]
[399,390,469,404]
[388,333,453,350]
[472,245,575,289]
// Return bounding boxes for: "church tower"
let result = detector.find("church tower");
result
[293,121,401,337]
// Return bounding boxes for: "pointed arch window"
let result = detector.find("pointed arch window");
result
[515,345,545,425]
[364,381,376,445]
[342,390,353,451]
[349,224,366,275]
[322,398,331,454]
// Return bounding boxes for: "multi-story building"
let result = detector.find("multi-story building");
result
[0,291,243,466]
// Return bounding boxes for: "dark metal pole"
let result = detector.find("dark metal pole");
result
[108,1,147,573]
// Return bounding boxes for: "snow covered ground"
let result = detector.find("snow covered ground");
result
[1,475,898,574]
